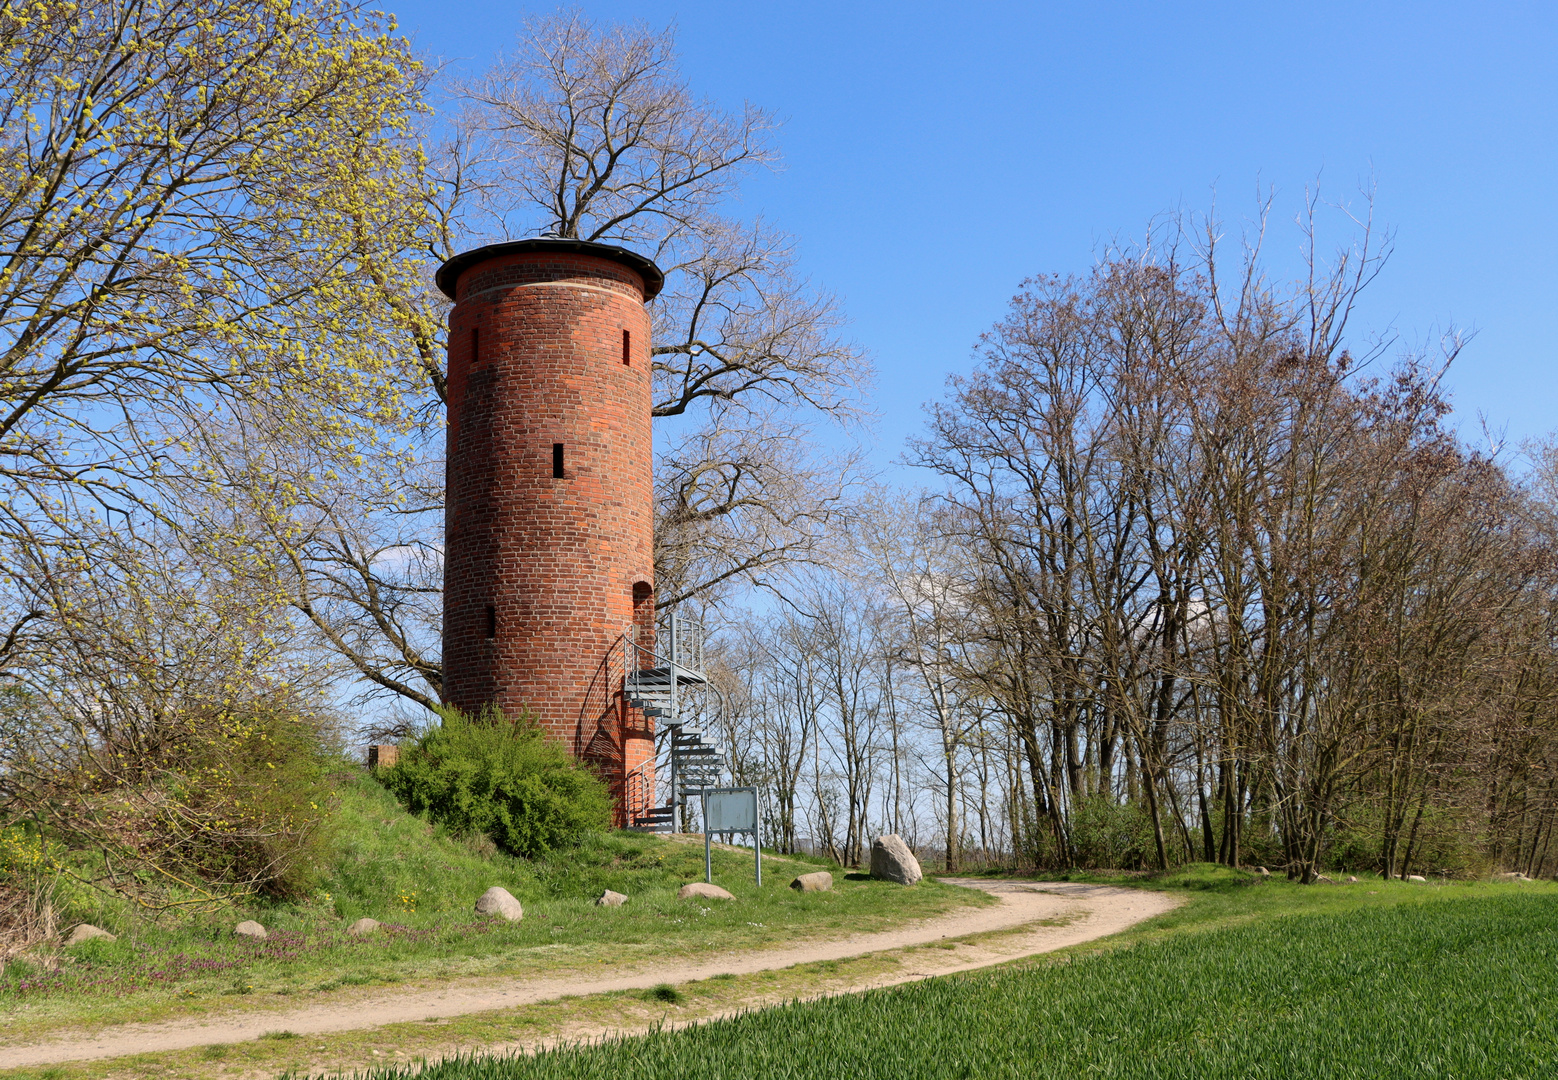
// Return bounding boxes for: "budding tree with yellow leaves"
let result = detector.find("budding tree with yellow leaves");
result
[0,0,439,903]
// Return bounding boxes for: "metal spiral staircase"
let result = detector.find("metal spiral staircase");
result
[622,613,726,832]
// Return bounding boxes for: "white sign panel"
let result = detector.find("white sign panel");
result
[703,788,758,833]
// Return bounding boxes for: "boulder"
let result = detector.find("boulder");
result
[62,923,115,947]
[1406,874,1428,882]
[474,886,523,921]
[677,882,734,901]
[595,890,629,907]
[235,920,267,940]
[870,835,923,885]
[346,917,381,937]
[790,871,834,893]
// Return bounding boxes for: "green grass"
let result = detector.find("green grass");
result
[0,773,984,1038]
[305,875,1558,1080]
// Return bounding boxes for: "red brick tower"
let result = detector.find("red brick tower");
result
[436,237,663,823]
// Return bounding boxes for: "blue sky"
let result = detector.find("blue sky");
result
[390,1,1557,474]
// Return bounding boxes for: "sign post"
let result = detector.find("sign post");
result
[699,786,762,886]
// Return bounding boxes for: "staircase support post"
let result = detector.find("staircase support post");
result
[704,789,713,883]
[669,613,680,833]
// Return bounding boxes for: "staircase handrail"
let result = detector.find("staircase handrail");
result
[623,760,651,827]
[622,611,707,680]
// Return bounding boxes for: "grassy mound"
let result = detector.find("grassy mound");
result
[0,772,986,1034]
[350,891,1558,1079]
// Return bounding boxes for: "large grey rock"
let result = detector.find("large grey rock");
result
[790,871,834,893]
[677,882,734,901]
[869,834,923,885]
[346,917,381,937]
[596,890,628,907]
[474,886,523,921]
[63,923,115,947]
[235,920,267,940]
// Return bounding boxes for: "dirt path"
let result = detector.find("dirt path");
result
[0,879,1178,1070]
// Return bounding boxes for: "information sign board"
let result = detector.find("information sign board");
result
[704,789,758,833]
[697,786,762,886]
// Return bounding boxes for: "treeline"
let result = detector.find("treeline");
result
[701,217,1558,882]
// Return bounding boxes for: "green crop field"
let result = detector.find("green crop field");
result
[324,883,1558,1080]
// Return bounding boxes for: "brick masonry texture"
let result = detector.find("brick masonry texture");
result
[442,247,656,822]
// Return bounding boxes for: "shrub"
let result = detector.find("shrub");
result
[1,694,338,907]
[378,709,611,858]
[164,701,339,898]
[0,824,58,958]
[1067,794,1154,869]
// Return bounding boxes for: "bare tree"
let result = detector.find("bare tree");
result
[458,11,871,610]
[860,492,982,871]
[462,15,774,250]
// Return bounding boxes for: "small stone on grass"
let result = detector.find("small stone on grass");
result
[790,871,833,892]
[678,882,734,901]
[474,886,523,921]
[62,923,115,947]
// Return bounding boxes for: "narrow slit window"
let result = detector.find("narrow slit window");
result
[622,328,631,366]
[552,443,565,478]
[484,605,496,639]
[471,326,479,364]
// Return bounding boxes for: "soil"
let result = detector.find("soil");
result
[0,878,1179,1070]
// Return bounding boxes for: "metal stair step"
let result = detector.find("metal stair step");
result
[631,666,711,687]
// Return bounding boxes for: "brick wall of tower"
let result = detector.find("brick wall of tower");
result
[442,247,655,823]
